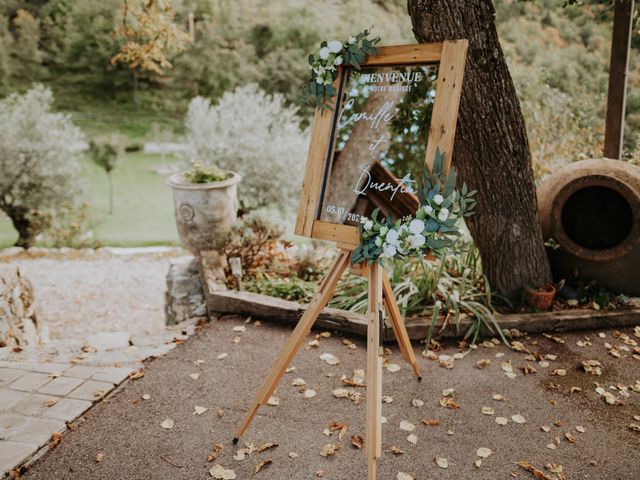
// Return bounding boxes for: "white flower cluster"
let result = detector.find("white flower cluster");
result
[360,192,455,259]
[310,37,355,86]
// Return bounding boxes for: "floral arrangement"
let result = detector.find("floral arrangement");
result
[351,150,477,265]
[301,28,380,108]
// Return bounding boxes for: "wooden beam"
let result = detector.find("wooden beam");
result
[604,0,635,160]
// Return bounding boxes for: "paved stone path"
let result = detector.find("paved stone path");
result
[0,248,200,478]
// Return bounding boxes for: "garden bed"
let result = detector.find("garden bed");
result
[205,288,640,341]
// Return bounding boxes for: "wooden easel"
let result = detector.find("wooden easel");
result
[233,250,421,479]
[234,41,468,479]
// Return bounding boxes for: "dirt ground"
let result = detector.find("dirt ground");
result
[19,315,640,480]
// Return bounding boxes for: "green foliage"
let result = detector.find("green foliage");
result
[89,138,121,173]
[11,9,43,81]
[184,160,230,184]
[245,276,316,303]
[0,16,12,89]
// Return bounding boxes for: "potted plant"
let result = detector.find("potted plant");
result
[524,284,557,310]
[167,161,241,255]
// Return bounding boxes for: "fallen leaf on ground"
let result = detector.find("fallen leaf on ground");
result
[511,414,526,424]
[267,396,279,406]
[541,425,551,432]
[423,419,440,426]
[382,395,394,403]
[476,359,491,369]
[407,434,418,444]
[397,473,414,480]
[320,444,339,457]
[387,363,401,373]
[161,418,174,430]
[233,450,246,461]
[580,360,603,376]
[564,432,576,443]
[254,459,272,474]
[435,457,448,469]
[474,459,482,468]
[390,445,404,454]
[545,463,563,474]
[477,447,492,458]
[441,388,455,397]
[193,406,208,415]
[142,394,151,400]
[351,435,364,449]
[255,443,278,453]
[332,388,350,398]
[292,378,306,386]
[542,333,565,344]
[216,353,228,360]
[546,443,557,450]
[189,373,201,380]
[440,398,460,409]
[495,417,508,425]
[129,370,145,380]
[209,464,237,479]
[575,425,585,433]
[319,353,339,365]
[207,443,224,461]
[552,368,567,377]
[517,461,553,479]
[400,420,415,432]
[412,398,424,407]
[232,325,246,332]
[492,394,505,401]
[288,452,299,459]
[482,406,495,415]
[304,389,317,398]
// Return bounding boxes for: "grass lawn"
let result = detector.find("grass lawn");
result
[0,152,182,248]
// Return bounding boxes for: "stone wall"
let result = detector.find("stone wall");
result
[0,265,49,346]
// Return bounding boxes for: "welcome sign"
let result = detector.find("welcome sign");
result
[295,41,468,248]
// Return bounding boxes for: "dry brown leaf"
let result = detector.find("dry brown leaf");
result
[128,369,145,380]
[49,431,62,450]
[440,398,460,409]
[254,459,272,474]
[422,419,440,426]
[517,461,554,480]
[564,432,576,443]
[207,443,225,462]
[435,457,448,469]
[95,452,104,462]
[390,445,404,455]
[351,435,364,449]
[255,443,278,453]
[319,444,339,457]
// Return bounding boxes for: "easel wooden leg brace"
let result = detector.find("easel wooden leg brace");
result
[233,250,421,480]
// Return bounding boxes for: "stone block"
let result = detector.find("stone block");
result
[11,393,52,417]
[0,413,65,444]
[0,441,38,474]
[64,365,103,379]
[0,388,28,412]
[68,380,114,401]
[42,398,92,422]
[0,368,24,387]
[8,372,51,392]
[92,367,133,385]
[38,377,84,396]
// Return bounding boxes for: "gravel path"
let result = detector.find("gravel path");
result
[7,250,186,341]
[20,317,640,480]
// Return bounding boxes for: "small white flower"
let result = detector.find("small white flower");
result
[315,77,324,84]
[438,208,450,222]
[409,219,425,235]
[385,229,399,246]
[360,216,368,224]
[382,243,397,258]
[348,36,356,44]
[314,66,325,75]
[327,40,343,53]
[334,56,343,65]
[319,47,330,60]
[364,219,373,231]
[379,225,388,236]
[375,236,382,247]
[433,194,444,205]
[408,233,426,249]
[423,205,433,214]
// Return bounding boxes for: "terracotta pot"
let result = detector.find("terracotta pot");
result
[167,171,241,255]
[524,284,556,310]
[537,159,640,295]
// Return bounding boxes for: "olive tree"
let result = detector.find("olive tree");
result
[0,85,85,247]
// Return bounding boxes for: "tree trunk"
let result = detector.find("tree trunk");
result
[407,0,552,298]
[5,206,36,248]
[107,172,114,215]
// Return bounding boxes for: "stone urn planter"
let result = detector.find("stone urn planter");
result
[167,170,241,255]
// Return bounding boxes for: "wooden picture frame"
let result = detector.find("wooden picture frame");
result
[294,40,469,249]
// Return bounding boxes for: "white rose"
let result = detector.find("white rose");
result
[423,205,433,214]
[348,36,356,44]
[319,47,330,60]
[409,219,425,235]
[408,233,426,249]
[438,207,450,222]
[364,219,373,231]
[382,243,397,258]
[374,236,382,247]
[327,40,343,53]
[385,229,399,246]
[334,56,343,65]
[433,194,444,205]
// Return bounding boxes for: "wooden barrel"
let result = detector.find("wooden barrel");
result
[537,158,640,295]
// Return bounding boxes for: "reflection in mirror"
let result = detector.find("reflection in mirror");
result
[318,64,439,226]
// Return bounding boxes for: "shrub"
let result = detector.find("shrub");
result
[0,85,85,247]
[185,160,230,184]
[185,84,308,213]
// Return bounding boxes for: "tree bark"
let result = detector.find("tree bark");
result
[407,0,552,297]
[5,205,36,248]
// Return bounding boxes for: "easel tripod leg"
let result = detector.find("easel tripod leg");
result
[233,250,351,443]
[381,272,422,380]
[366,262,383,480]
